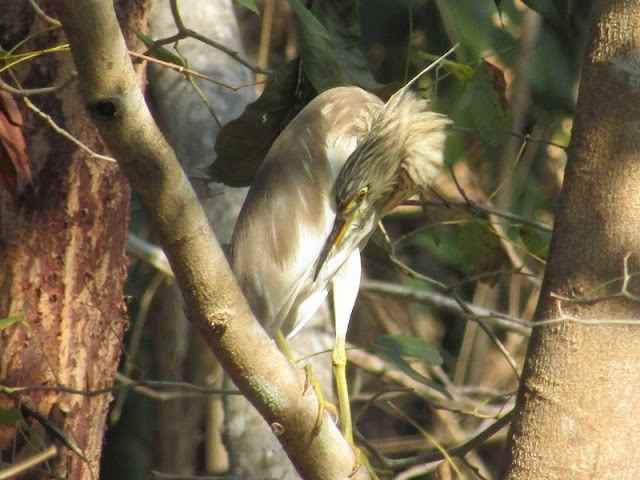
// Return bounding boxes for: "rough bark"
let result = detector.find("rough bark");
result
[501,1,640,478]
[0,1,141,477]
[52,0,369,478]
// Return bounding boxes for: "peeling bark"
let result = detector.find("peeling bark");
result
[0,1,143,477]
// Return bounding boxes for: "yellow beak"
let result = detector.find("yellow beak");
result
[313,211,355,280]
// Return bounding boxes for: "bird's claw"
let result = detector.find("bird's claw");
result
[303,364,337,437]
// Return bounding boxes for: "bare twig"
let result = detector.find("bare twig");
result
[406,197,552,233]
[535,254,640,327]
[125,233,173,276]
[129,51,262,92]
[368,410,513,469]
[22,96,116,163]
[361,279,530,335]
[138,0,269,76]
[28,0,61,26]
[347,347,509,418]
[388,256,521,379]
[0,445,58,480]
[1,375,240,399]
[110,272,167,424]
[0,75,74,96]
[453,126,567,149]
[174,43,223,128]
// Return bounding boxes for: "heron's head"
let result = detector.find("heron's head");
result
[313,88,452,280]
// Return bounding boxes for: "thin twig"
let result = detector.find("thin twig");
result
[174,43,223,128]
[138,0,269,76]
[406,198,552,233]
[453,126,567,149]
[535,254,640,327]
[389,256,522,379]
[22,96,116,163]
[129,51,263,91]
[367,410,514,469]
[347,348,508,418]
[361,279,530,335]
[126,232,173,276]
[1,375,240,399]
[0,445,58,480]
[0,75,74,96]
[28,0,61,26]
[110,272,167,424]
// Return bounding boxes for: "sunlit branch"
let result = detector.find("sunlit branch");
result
[361,279,530,335]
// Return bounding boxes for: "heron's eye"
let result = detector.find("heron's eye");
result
[344,186,368,214]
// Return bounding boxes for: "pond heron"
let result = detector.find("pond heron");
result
[230,66,451,454]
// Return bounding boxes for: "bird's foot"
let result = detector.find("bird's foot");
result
[303,364,338,437]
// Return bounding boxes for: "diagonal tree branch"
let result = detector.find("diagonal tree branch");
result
[51,0,368,478]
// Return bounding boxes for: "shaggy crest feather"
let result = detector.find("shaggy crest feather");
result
[334,86,452,216]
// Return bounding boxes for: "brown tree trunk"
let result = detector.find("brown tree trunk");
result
[0,1,144,477]
[501,1,640,478]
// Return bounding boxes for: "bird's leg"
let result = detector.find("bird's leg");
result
[330,249,361,443]
[275,329,295,360]
[275,330,337,436]
[302,363,338,436]
[333,335,380,479]
[330,249,380,477]
[332,333,353,443]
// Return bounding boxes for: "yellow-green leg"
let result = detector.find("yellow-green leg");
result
[276,330,337,435]
[332,333,353,443]
[331,251,380,478]
[333,333,380,479]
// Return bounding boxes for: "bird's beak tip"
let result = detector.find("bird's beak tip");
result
[313,222,344,281]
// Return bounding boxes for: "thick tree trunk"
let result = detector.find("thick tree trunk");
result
[501,2,640,478]
[0,1,143,477]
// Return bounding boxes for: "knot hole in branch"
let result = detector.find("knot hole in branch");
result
[87,98,119,119]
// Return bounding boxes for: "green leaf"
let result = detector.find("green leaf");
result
[529,26,576,114]
[374,334,443,366]
[395,227,463,269]
[287,0,330,39]
[416,52,474,84]
[130,27,185,67]
[521,0,570,31]
[459,220,509,285]
[235,0,260,15]
[518,224,550,262]
[372,334,450,398]
[469,60,513,147]
[0,316,22,330]
[294,0,380,92]
[214,0,382,186]
[0,407,24,426]
[212,60,300,187]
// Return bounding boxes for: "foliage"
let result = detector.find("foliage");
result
[168,0,591,476]
[213,0,380,186]
[212,60,300,186]
[0,0,595,478]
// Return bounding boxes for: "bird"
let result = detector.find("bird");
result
[230,61,452,449]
